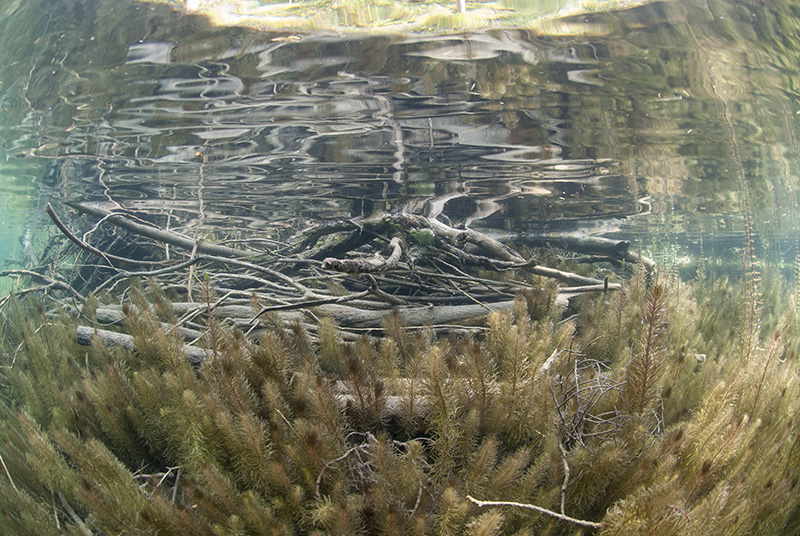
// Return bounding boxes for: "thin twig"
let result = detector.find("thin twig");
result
[316,443,369,498]
[467,495,602,529]
[0,270,85,304]
[559,444,570,515]
[93,257,200,295]
[45,203,163,267]
[171,466,181,504]
[58,493,93,536]
[0,453,19,495]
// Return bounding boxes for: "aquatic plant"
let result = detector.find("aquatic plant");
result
[1,269,800,535]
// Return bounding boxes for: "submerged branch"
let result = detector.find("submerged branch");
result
[31,202,642,341]
[466,495,603,529]
[391,213,527,264]
[322,237,403,273]
[46,203,163,267]
[66,201,259,259]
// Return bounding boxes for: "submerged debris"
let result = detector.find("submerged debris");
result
[2,201,649,349]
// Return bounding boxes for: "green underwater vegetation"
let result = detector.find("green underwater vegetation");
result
[1,265,800,535]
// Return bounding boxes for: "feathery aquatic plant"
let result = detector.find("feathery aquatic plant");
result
[1,271,800,535]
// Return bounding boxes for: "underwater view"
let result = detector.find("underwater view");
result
[2,0,800,534]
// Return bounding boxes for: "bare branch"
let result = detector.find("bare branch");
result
[466,495,602,529]
[322,237,403,273]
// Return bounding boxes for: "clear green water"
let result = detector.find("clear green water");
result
[1,0,800,287]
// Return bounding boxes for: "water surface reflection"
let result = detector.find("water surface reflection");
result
[1,0,799,276]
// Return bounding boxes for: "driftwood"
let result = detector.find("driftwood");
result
[517,234,656,271]
[30,202,650,357]
[76,325,209,366]
[65,201,259,259]
[322,237,403,273]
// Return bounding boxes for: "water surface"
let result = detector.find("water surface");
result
[1,0,799,282]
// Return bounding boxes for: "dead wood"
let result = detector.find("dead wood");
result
[528,265,612,287]
[92,296,570,333]
[76,325,209,366]
[66,201,259,259]
[322,237,403,273]
[517,234,656,271]
[29,201,655,355]
[390,213,527,264]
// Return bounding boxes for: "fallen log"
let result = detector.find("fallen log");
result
[94,291,575,334]
[76,325,210,366]
[515,233,656,271]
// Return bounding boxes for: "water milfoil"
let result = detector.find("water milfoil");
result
[1,269,799,534]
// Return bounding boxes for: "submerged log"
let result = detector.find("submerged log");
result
[76,325,210,366]
[92,286,577,335]
[516,233,656,271]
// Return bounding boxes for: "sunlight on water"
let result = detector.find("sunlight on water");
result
[152,0,653,34]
